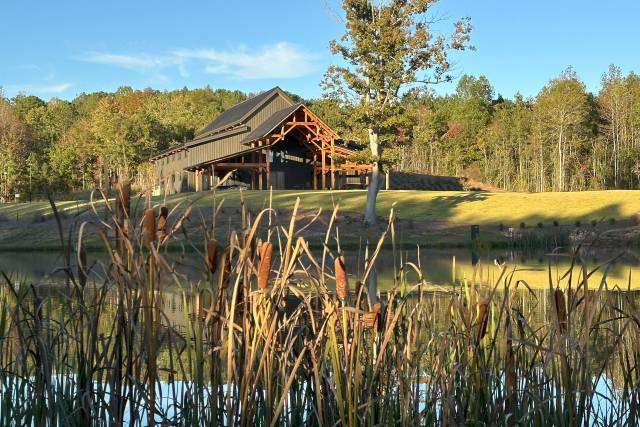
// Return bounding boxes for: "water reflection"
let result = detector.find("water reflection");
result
[2,247,639,290]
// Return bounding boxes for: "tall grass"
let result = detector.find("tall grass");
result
[0,182,639,426]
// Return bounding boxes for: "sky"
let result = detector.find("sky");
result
[2,0,640,101]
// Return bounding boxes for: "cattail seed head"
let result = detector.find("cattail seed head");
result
[476,301,490,341]
[116,180,131,220]
[206,240,218,274]
[554,289,568,333]
[157,206,168,242]
[335,256,348,300]
[143,209,156,247]
[258,242,273,289]
[363,302,382,331]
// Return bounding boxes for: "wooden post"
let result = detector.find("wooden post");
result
[258,141,263,190]
[313,153,318,190]
[195,170,201,192]
[266,144,271,189]
[321,142,326,190]
[250,151,255,190]
[330,138,335,190]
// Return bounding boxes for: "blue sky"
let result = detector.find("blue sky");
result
[2,0,639,101]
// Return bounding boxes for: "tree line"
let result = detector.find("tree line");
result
[1,64,639,200]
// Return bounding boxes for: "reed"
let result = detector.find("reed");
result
[0,187,638,426]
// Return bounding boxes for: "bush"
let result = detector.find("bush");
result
[575,220,581,227]
[553,220,559,227]
[609,217,616,225]
[498,223,504,231]
[519,222,526,229]
[537,222,544,228]
[591,219,598,227]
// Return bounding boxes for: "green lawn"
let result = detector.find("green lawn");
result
[163,189,640,227]
[1,189,639,227]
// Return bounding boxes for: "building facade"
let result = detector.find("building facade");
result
[151,87,369,194]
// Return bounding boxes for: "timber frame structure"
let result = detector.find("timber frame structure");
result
[151,87,370,193]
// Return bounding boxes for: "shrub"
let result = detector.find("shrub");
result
[537,222,544,228]
[575,220,581,227]
[591,219,598,227]
[519,222,526,229]
[609,217,616,225]
[553,220,559,227]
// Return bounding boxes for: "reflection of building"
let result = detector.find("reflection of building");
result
[151,87,370,194]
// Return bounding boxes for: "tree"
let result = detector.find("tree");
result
[0,98,32,200]
[323,0,473,224]
[533,69,593,191]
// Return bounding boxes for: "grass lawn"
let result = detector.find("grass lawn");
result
[0,189,638,250]
[163,189,640,225]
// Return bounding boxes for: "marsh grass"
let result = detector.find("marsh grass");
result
[0,182,639,426]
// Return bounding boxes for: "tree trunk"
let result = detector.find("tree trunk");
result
[364,128,380,305]
[364,128,380,225]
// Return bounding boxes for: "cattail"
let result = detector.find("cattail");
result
[116,179,131,220]
[554,289,567,333]
[335,256,348,299]
[143,209,156,247]
[219,246,232,289]
[258,242,273,289]
[157,206,168,242]
[363,302,382,331]
[476,301,490,341]
[206,240,218,274]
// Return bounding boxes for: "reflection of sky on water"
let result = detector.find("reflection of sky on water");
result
[1,374,628,425]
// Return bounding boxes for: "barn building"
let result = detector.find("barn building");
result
[150,87,370,194]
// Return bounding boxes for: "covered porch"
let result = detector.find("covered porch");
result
[186,104,370,191]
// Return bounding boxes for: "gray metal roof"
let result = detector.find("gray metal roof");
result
[240,103,302,145]
[196,87,291,137]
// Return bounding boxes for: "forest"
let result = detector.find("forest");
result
[1,64,640,200]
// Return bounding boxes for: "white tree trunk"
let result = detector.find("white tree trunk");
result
[364,128,380,225]
[364,128,381,305]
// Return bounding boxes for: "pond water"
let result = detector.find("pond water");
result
[1,247,639,425]
[2,247,639,290]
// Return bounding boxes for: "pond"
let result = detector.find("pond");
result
[1,247,639,425]
[3,247,639,290]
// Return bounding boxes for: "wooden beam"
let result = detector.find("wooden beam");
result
[251,150,256,190]
[330,137,335,190]
[266,145,271,189]
[212,162,261,169]
[258,141,263,190]
[321,143,326,190]
[195,170,201,192]
[313,153,318,190]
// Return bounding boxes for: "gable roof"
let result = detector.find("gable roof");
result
[240,102,302,145]
[196,87,293,137]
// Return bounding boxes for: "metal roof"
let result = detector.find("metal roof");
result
[195,87,292,137]
[240,103,302,145]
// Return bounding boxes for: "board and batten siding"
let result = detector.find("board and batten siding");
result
[187,92,293,167]
[154,151,194,194]
[154,90,297,194]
